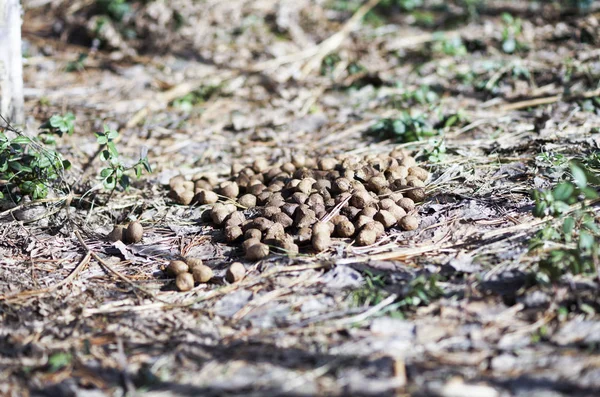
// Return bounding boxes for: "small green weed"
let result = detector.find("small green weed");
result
[529,162,600,281]
[38,112,76,146]
[96,0,132,22]
[380,0,423,11]
[433,36,467,57]
[477,60,531,94]
[350,271,445,317]
[65,53,88,73]
[320,53,342,77]
[398,85,439,107]
[368,112,437,143]
[172,85,221,111]
[48,351,72,372]
[422,138,447,163]
[500,13,526,54]
[0,119,72,200]
[350,270,387,307]
[95,125,152,191]
[397,274,444,308]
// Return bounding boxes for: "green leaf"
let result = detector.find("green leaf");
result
[96,133,108,145]
[392,120,406,135]
[552,182,574,202]
[104,175,116,190]
[100,150,110,161]
[107,141,119,159]
[570,163,587,189]
[581,186,599,199]
[48,352,72,372]
[444,115,458,128]
[119,174,130,190]
[104,125,119,141]
[100,168,113,178]
[10,161,33,173]
[552,201,571,215]
[32,183,48,199]
[579,231,594,251]
[142,158,152,173]
[563,216,575,242]
[12,136,31,145]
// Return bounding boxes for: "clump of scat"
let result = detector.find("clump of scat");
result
[168,149,428,261]
[164,258,247,291]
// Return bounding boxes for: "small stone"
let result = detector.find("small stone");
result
[350,190,373,209]
[359,207,378,218]
[184,257,204,270]
[405,187,426,202]
[387,204,407,222]
[271,212,293,228]
[318,158,337,171]
[312,231,331,252]
[242,238,261,253]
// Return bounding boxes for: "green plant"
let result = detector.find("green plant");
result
[422,138,447,163]
[350,270,387,307]
[96,0,132,22]
[531,162,599,217]
[95,125,152,191]
[320,53,342,77]
[48,351,72,372]
[171,85,221,111]
[401,85,439,106]
[65,53,88,73]
[0,118,72,200]
[38,113,75,145]
[433,36,467,57]
[500,13,525,54]
[476,60,531,94]
[529,162,600,280]
[380,0,423,10]
[398,274,444,308]
[369,112,437,143]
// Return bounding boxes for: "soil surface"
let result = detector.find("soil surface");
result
[2,1,600,396]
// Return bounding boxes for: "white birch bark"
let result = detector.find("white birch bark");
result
[0,0,24,125]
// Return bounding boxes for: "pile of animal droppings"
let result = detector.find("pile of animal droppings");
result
[168,149,428,260]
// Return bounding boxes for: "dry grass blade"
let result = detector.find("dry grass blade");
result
[0,250,90,302]
[300,0,382,77]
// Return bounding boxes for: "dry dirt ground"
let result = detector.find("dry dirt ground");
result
[1,1,600,396]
